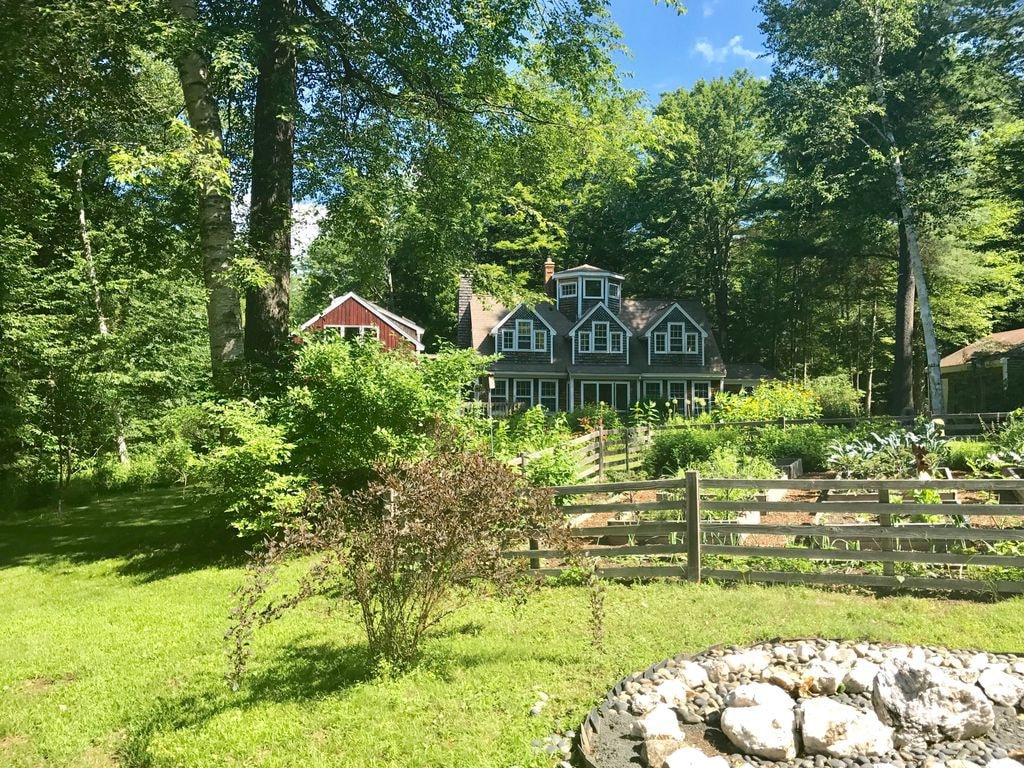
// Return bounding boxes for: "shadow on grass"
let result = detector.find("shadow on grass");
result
[0,488,249,581]
[117,639,375,768]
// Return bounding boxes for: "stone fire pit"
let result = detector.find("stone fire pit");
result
[579,639,1024,768]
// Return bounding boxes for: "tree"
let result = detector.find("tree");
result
[760,0,996,414]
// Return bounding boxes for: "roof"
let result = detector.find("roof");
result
[550,263,625,281]
[726,363,779,381]
[300,292,425,350]
[940,329,1024,368]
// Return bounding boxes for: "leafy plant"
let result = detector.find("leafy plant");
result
[752,424,843,471]
[642,426,744,477]
[808,375,863,419]
[567,402,622,433]
[826,421,949,479]
[712,380,822,423]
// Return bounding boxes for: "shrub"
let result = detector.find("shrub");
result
[226,440,562,680]
[524,447,579,491]
[643,426,743,477]
[694,447,779,505]
[808,375,863,419]
[567,402,622,433]
[826,421,949,479]
[712,380,822,423]
[993,409,1024,460]
[945,440,998,473]
[752,425,843,472]
[491,406,571,460]
[92,452,160,492]
[286,339,490,490]
[197,400,306,534]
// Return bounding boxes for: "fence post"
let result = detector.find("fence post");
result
[624,427,631,474]
[685,470,702,583]
[519,452,540,568]
[597,427,605,481]
[878,488,894,578]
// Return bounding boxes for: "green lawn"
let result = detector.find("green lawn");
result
[1,491,1022,768]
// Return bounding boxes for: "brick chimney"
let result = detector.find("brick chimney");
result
[456,274,474,348]
[543,257,555,296]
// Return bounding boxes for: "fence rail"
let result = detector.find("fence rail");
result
[508,474,1024,594]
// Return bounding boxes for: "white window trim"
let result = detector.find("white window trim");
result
[538,379,558,411]
[608,283,620,300]
[578,330,592,354]
[583,278,604,299]
[559,281,577,298]
[580,380,631,411]
[501,327,515,351]
[533,327,547,352]
[643,381,663,401]
[513,379,534,407]
[328,324,379,339]
[499,318,548,353]
[668,322,685,353]
[653,332,667,354]
[610,331,623,354]
[593,321,610,352]
[685,332,699,355]
[492,378,509,400]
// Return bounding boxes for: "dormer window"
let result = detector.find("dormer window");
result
[609,283,620,300]
[499,317,546,352]
[584,278,604,299]
[559,282,577,298]
[668,323,685,353]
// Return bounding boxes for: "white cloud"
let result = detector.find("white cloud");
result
[692,35,762,64]
[702,0,717,16]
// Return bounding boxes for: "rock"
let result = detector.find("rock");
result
[631,693,659,715]
[702,659,730,684]
[968,653,991,672]
[637,704,684,740]
[774,645,795,662]
[678,661,710,689]
[656,679,691,707]
[802,660,844,695]
[763,665,800,693]
[720,704,798,760]
[845,659,881,694]
[724,650,773,676]
[797,642,818,663]
[977,668,1024,707]
[946,761,982,768]
[663,747,730,768]
[986,760,1024,768]
[872,658,995,743]
[799,697,894,758]
[644,737,686,768]
[726,682,795,710]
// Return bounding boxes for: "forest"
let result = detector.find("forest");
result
[1,0,1023,505]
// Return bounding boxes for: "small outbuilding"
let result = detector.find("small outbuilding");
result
[940,328,1024,413]
[300,292,425,352]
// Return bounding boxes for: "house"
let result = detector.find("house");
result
[300,292,425,352]
[457,259,770,414]
[940,328,1024,413]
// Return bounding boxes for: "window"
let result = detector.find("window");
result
[534,328,547,352]
[517,320,533,350]
[692,382,711,413]
[593,322,609,352]
[514,379,533,407]
[539,380,558,411]
[580,381,630,410]
[668,381,687,404]
[578,331,592,352]
[501,327,515,351]
[669,323,685,353]
[559,281,577,298]
[610,332,623,354]
[653,332,667,353]
[685,333,699,354]
[337,325,378,340]
[608,282,620,300]
[491,379,508,401]
[644,381,662,402]
[584,278,604,298]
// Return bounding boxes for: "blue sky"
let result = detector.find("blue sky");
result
[606,0,772,102]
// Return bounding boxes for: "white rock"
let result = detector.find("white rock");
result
[701,659,729,683]
[644,736,686,768]
[638,704,684,740]
[844,659,881,694]
[663,747,730,768]
[799,697,894,758]
[630,692,659,715]
[773,645,795,662]
[720,704,797,760]
[872,658,995,743]
[1011,662,1024,676]
[986,760,1024,768]
[796,642,817,663]
[724,650,772,676]
[656,679,691,707]
[977,667,1024,707]
[802,660,844,695]
[762,665,800,693]
[946,761,982,768]
[677,661,710,689]
[968,652,990,672]
[820,641,840,661]
[726,682,794,710]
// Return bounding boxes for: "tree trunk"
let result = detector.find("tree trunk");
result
[891,218,916,415]
[714,253,729,355]
[866,298,878,417]
[73,157,130,465]
[169,0,244,391]
[245,0,297,368]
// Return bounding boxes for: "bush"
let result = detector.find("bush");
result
[694,447,780,506]
[567,402,622,433]
[226,440,562,680]
[491,406,571,460]
[826,421,949,479]
[993,409,1024,460]
[92,452,160,492]
[808,375,863,419]
[197,400,306,534]
[524,447,579,491]
[286,339,491,490]
[752,425,843,472]
[945,439,998,473]
[712,380,822,423]
[643,426,743,477]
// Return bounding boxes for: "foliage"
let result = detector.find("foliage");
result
[945,440,998,473]
[826,421,949,479]
[692,447,779,507]
[226,440,561,678]
[808,375,863,419]
[713,380,822,423]
[523,448,580,492]
[567,402,622,433]
[752,424,843,472]
[993,409,1024,460]
[286,339,491,490]
[490,406,571,460]
[195,401,306,534]
[643,427,744,478]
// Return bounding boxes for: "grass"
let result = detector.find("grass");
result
[2,491,1023,767]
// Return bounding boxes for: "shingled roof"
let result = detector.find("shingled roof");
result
[940,329,1024,368]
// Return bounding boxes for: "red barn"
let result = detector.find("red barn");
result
[300,292,425,352]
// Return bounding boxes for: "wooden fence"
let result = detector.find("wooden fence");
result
[505,475,1024,594]
[656,411,1016,436]
[510,426,654,481]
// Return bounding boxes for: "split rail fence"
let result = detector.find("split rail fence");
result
[505,475,1024,594]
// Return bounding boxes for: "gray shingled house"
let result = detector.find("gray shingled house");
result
[457,259,771,414]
